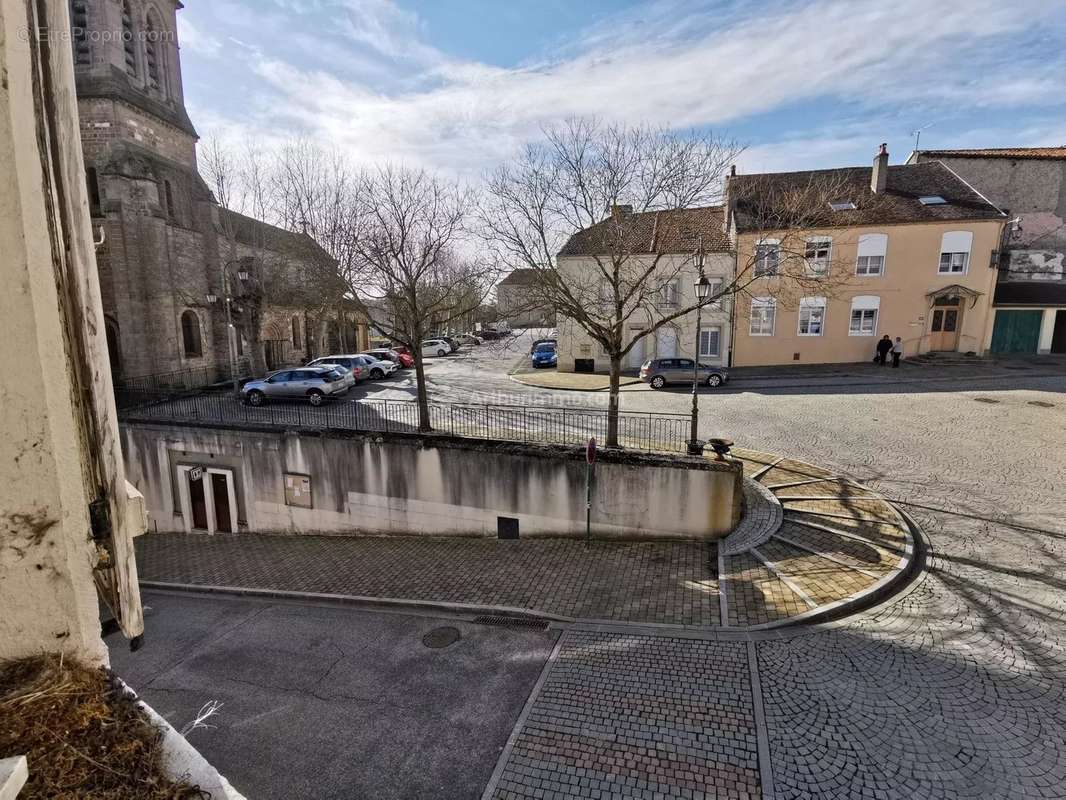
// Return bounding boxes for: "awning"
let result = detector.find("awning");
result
[926,284,983,308]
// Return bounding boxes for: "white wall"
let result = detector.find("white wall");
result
[122,424,744,540]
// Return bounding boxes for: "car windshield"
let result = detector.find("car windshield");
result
[534,343,556,353]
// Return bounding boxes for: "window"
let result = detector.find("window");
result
[70,0,91,66]
[292,316,303,349]
[754,240,780,277]
[145,9,166,96]
[706,278,724,308]
[699,326,721,358]
[163,180,175,219]
[121,1,137,77]
[234,326,244,357]
[180,310,202,357]
[939,231,973,274]
[848,296,880,336]
[86,167,102,217]
[750,298,776,336]
[798,297,826,336]
[657,281,680,307]
[856,233,887,276]
[805,237,832,276]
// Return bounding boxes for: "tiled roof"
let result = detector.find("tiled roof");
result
[219,208,334,264]
[498,268,542,286]
[918,147,1066,161]
[558,206,731,257]
[729,162,1004,232]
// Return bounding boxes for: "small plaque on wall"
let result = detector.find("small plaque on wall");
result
[284,473,312,508]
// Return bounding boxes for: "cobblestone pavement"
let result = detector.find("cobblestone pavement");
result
[490,632,761,800]
[136,534,722,626]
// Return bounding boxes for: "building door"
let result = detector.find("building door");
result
[265,340,286,370]
[990,310,1043,354]
[627,328,646,369]
[211,473,233,532]
[656,325,678,358]
[928,302,962,351]
[189,471,209,530]
[1051,311,1066,354]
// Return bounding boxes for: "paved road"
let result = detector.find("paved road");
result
[109,591,556,800]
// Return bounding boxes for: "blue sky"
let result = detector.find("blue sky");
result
[177,0,1066,177]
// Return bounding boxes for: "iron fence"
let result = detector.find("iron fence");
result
[119,393,692,453]
[114,359,253,408]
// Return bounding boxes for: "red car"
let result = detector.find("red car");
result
[396,351,414,368]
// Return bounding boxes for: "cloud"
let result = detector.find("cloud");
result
[177,16,223,57]
[186,0,1066,177]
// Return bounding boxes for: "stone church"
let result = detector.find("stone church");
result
[68,0,367,383]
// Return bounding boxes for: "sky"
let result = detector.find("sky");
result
[177,0,1066,179]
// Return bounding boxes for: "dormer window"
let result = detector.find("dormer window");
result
[919,196,947,205]
[829,201,857,211]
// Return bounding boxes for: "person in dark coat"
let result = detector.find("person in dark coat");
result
[876,335,893,366]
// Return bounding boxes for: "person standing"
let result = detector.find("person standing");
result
[891,336,903,368]
[876,335,893,366]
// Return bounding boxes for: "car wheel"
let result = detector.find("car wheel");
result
[706,373,723,388]
[308,389,325,406]
[247,390,265,406]
[650,376,666,390]
[371,368,384,380]
[437,349,446,357]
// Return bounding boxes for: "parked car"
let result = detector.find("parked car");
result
[422,339,450,357]
[350,354,398,380]
[529,337,557,354]
[242,366,348,406]
[394,351,414,368]
[531,342,558,369]
[428,334,460,353]
[639,358,729,389]
[457,333,482,345]
[308,362,357,390]
[362,348,406,367]
[306,355,366,383]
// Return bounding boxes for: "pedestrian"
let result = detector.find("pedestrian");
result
[875,334,893,366]
[891,336,903,368]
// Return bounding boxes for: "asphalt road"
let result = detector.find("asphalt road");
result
[108,590,557,800]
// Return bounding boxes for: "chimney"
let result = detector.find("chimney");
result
[871,143,888,194]
[730,164,737,177]
[610,204,633,218]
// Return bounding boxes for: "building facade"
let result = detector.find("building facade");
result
[728,148,1007,366]
[909,147,1066,355]
[496,269,557,328]
[555,206,733,373]
[70,0,350,381]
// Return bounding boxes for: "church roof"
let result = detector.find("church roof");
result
[218,209,336,266]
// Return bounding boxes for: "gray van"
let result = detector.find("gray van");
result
[639,358,729,390]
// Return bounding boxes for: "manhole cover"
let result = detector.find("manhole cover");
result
[1028,400,1055,408]
[422,626,461,649]
[974,397,1000,404]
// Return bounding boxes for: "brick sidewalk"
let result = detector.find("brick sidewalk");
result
[136,533,722,626]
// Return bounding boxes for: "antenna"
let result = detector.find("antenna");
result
[910,121,937,153]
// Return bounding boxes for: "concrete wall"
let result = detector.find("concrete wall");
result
[731,220,1004,365]
[555,252,734,372]
[121,423,744,540]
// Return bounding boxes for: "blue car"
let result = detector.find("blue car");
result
[531,342,558,369]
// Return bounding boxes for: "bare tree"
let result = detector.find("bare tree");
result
[349,165,495,431]
[482,118,879,446]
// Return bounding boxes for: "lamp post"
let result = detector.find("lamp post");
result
[207,260,249,400]
[688,238,712,455]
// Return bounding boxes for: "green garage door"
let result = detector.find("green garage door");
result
[990,310,1043,354]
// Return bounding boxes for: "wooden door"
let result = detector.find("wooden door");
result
[990,310,1043,354]
[189,472,208,530]
[928,304,961,351]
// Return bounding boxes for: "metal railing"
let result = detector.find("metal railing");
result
[118,394,692,453]
[114,359,254,408]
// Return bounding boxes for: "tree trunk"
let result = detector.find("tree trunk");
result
[606,355,622,447]
[247,305,267,375]
[412,350,432,432]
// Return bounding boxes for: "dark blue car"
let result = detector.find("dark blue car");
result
[531,342,558,369]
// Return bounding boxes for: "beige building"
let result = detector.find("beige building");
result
[555,206,734,373]
[729,148,1007,366]
[496,269,556,328]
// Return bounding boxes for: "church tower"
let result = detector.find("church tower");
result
[69,0,228,380]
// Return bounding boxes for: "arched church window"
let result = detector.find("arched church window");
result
[181,310,202,357]
[87,167,102,217]
[121,1,138,77]
[292,316,303,350]
[145,8,167,96]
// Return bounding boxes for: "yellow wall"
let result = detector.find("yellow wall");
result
[731,220,1004,366]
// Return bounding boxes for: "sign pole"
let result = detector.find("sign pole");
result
[585,438,596,548]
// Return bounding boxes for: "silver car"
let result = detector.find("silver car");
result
[242,366,348,406]
[639,358,729,389]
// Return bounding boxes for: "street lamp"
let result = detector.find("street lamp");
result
[209,261,251,400]
[688,238,712,455]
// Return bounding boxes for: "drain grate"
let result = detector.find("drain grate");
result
[472,615,550,631]
[1028,400,1055,408]
[974,397,1000,404]
[422,626,461,649]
